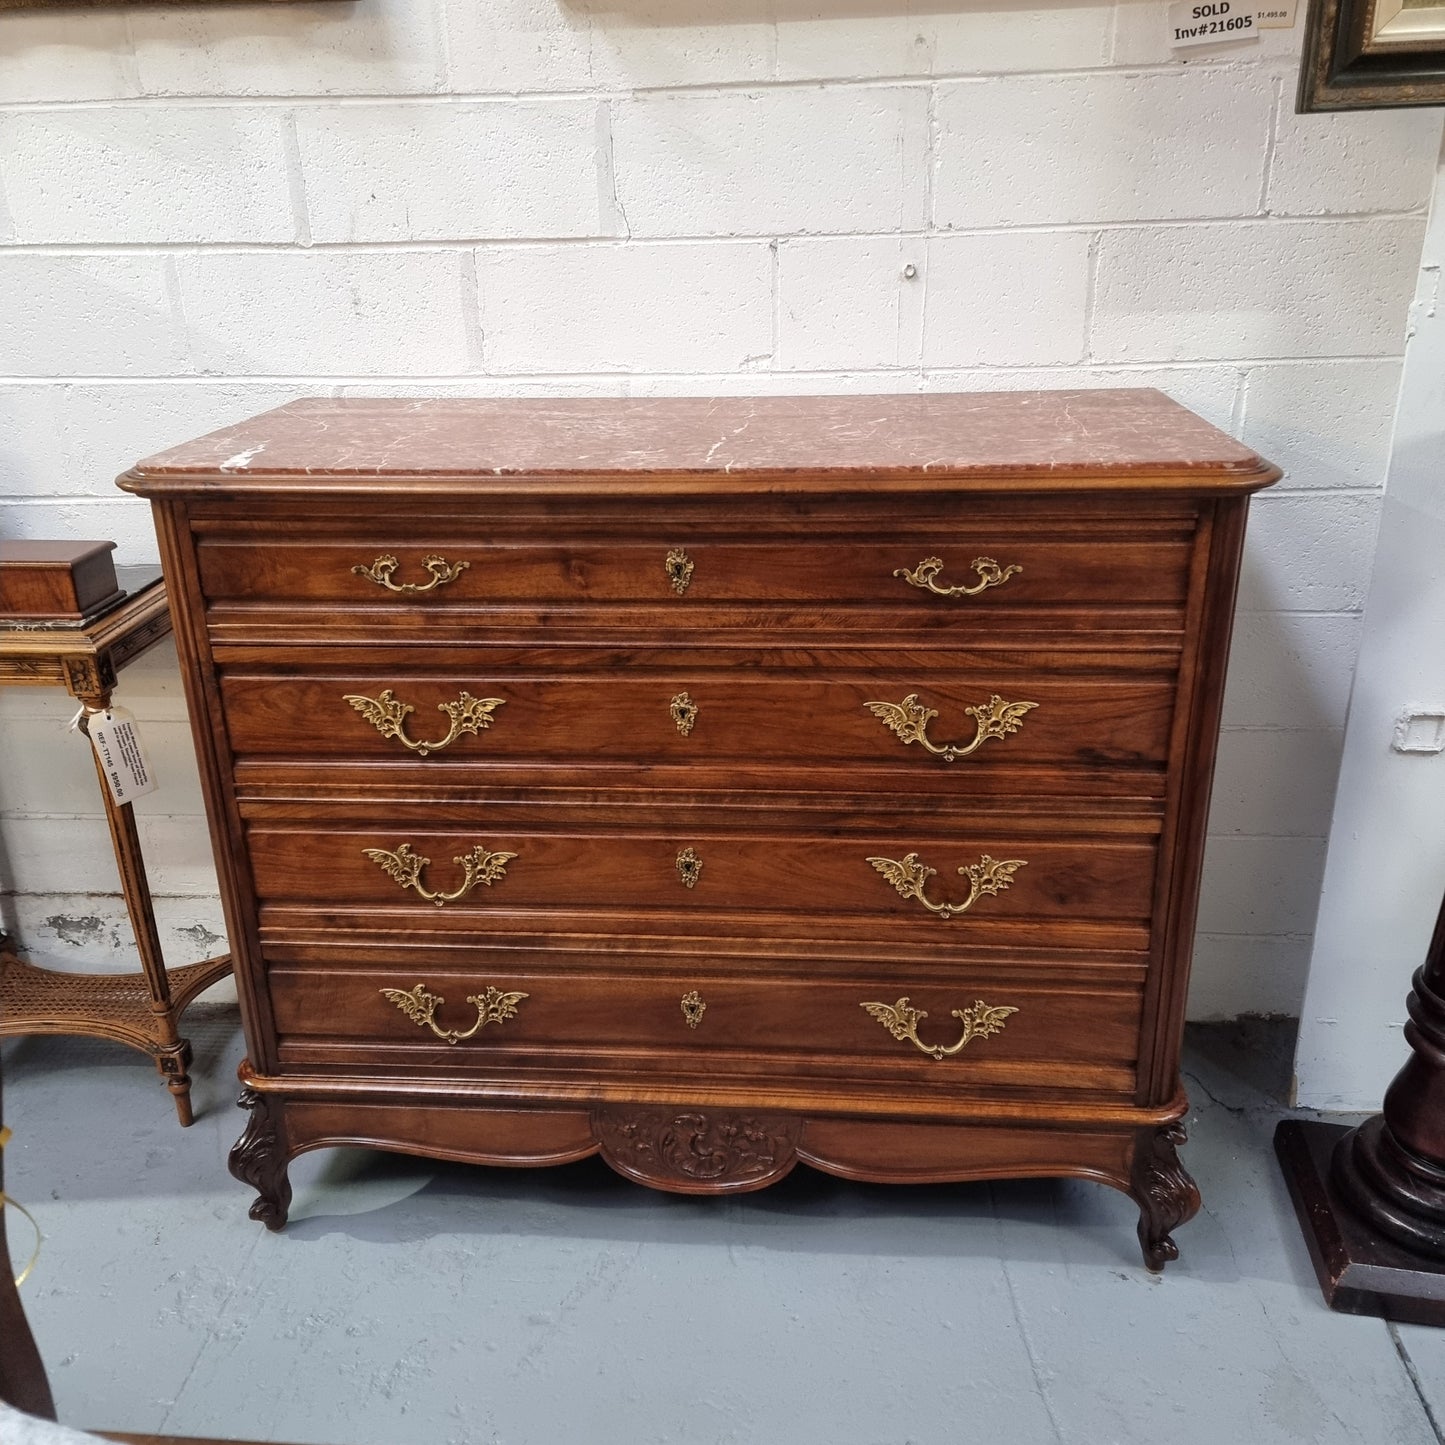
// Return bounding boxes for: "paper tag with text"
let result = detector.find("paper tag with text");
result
[1167,0,1261,47]
[88,706,157,805]
[1255,0,1298,28]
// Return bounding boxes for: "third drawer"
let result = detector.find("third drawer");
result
[245,822,1159,938]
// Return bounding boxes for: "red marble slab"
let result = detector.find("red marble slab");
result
[120,391,1277,495]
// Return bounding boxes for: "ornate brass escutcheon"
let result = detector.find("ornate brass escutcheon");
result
[866,852,1026,920]
[380,982,529,1045]
[665,548,695,596]
[670,692,699,736]
[681,990,707,1029]
[860,996,1018,1061]
[676,847,703,889]
[362,841,516,906]
[893,555,1021,599]
[343,688,505,756]
[864,692,1038,762]
[351,554,470,594]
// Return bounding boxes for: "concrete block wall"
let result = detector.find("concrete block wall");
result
[0,1,1440,1019]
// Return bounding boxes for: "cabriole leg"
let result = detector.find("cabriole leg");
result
[1131,1121,1201,1271]
[228,1087,292,1231]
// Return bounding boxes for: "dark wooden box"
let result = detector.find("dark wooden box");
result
[0,541,123,621]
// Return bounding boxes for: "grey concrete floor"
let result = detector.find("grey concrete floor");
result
[4,1004,1444,1445]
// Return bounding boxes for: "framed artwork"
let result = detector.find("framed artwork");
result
[1299,0,1445,109]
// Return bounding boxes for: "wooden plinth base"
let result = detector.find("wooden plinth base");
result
[1275,1118,1445,1325]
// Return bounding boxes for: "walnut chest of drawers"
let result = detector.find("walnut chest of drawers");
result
[121,391,1278,1269]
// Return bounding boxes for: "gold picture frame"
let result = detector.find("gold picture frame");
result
[1299,0,1445,109]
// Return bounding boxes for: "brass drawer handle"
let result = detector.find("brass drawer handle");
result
[343,688,504,757]
[861,996,1018,1061]
[893,555,1020,599]
[363,842,515,906]
[670,692,699,736]
[867,852,1025,919]
[381,982,528,1045]
[681,990,707,1028]
[665,547,694,595]
[864,692,1037,761]
[352,553,470,594]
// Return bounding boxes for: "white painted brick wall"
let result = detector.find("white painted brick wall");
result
[933,71,1275,227]
[777,236,923,370]
[609,89,927,236]
[0,4,1439,1027]
[127,1,444,96]
[1269,105,1444,215]
[294,100,605,243]
[1092,218,1427,361]
[1239,359,1404,489]
[921,233,1092,367]
[0,107,295,243]
[0,255,186,375]
[177,250,477,374]
[478,242,773,372]
[0,14,138,105]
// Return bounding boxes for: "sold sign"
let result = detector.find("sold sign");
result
[1166,0,1296,46]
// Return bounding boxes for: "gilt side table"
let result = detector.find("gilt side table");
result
[0,569,232,1126]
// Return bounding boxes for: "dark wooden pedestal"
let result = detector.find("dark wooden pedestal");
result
[0,1070,56,1420]
[1275,1119,1445,1325]
[1276,890,1445,1325]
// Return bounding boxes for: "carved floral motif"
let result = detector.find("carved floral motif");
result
[594,1108,802,1191]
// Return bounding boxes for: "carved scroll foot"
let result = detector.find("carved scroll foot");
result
[228,1088,292,1231]
[153,1040,195,1128]
[1131,1122,1200,1271]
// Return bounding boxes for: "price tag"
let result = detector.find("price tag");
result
[88,705,157,805]
[1256,0,1298,27]
[1167,0,1261,46]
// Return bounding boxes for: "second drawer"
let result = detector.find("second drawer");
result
[220,671,1176,771]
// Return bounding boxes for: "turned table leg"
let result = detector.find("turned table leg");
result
[76,692,194,1127]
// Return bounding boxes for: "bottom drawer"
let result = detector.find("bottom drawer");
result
[265,965,1142,1094]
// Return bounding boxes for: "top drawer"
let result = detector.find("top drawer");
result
[198,537,1192,610]
[193,518,1196,621]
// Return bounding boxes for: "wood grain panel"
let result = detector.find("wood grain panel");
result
[211,637,1185,676]
[196,533,1193,612]
[266,965,1141,1092]
[219,670,1176,771]
[244,823,1158,924]
[205,605,1193,651]
[284,1099,598,1168]
[798,1117,1133,1186]
[256,901,1154,956]
[257,923,1153,982]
